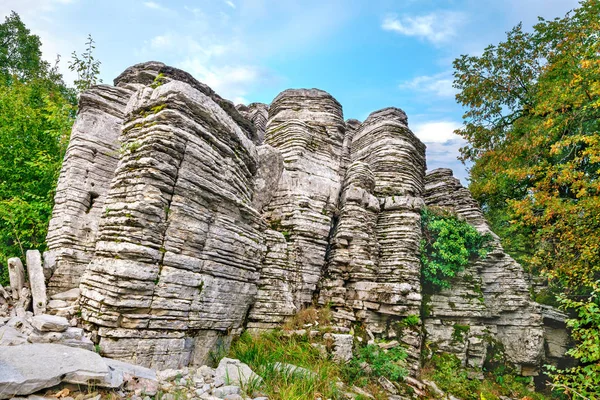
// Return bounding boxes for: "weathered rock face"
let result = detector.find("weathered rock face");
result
[78,66,264,369]
[46,85,134,296]
[423,169,548,375]
[247,89,346,330]
[43,61,565,374]
[236,103,269,145]
[318,108,427,370]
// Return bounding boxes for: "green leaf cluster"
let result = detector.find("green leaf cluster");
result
[68,34,102,92]
[420,207,492,290]
[423,353,548,400]
[547,285,600,398]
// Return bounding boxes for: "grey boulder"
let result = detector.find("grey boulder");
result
[0,344,112,398]
[31,315,69,332]
[215,358,261,387]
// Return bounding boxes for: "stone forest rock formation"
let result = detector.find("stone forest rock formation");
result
[40,61,568,375]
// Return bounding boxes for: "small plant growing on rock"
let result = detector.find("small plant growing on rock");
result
[150,72,166,88]
[401,314,421,327]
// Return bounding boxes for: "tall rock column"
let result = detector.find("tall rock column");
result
[246,89,346,329]
[79,75,264,369]
[321,108,427,369]
[45,85,135,295]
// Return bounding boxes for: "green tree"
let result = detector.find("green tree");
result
[453,0,600,396]
[0,11,47,84]
[0,12,77,285]
[69,34,102,92]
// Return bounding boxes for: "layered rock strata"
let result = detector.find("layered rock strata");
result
[246,89,346,330]
[318,108,427,370]
[46,84,134,295]
[79,73,264,368]
[236,103,269,145]
[423,169,546,375]
[42,61,561,373]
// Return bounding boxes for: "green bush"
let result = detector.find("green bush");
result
[546,286,600,398]
[343,344,408,386]
[420,206,492,290]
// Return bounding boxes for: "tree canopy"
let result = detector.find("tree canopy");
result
[0,12,101,285]
[453,0,600,396]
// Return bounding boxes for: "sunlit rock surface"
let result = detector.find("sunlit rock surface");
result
[45,61,560,373]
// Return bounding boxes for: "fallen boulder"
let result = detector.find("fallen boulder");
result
[0,343,158,399]
[215,358,261,387]
[0,343,111,398]
[31,314,69,332]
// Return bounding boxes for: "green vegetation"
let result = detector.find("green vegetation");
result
[401,314,421,327]
[344,344,408,384]
[68,34,102,92]
[422,353,548,400]
[228,329,410,400]
[420,206,492,290]
[451,323,470,343]
[228,330,345,400]
[0,12,100,285]
[546,286,600,398]
[150,72,166,89]
[452,0,600,395]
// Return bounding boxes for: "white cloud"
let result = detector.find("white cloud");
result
[412,121,462,143]
[148,34,229,58]
[149,34,172,48]
[178,60,266,103]
[382,11,466,44]
[143,2,160,9]
[139,29,277,104]
[400,72,457,98]
[410,120,467,182]
[225,1,236,9]
[143,1,172,12]
[183,6,204,18]
[425,138,469,183]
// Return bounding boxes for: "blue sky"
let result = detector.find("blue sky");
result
[1,0,580,182]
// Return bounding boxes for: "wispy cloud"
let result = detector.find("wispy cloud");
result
[178,60,272,104]
[399,71,457,98]
[143,1,171,12]
[412,120,462,143]
[140,31,277,104]
[382,11,466,44]
[411,120,468,182]
[225,0,236,9]
[148,33,230,59]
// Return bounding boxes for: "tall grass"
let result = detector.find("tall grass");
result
[229,330,344,399]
